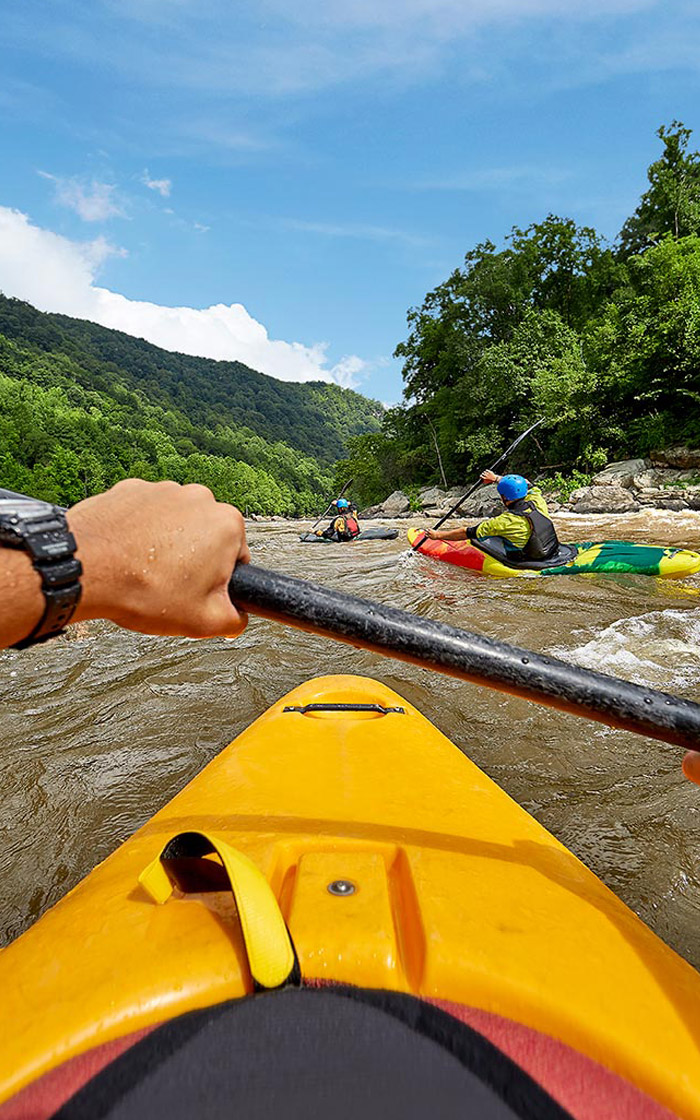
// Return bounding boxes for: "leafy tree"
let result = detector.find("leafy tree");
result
[586,234,700,449]
[385,121,700,493]
[395,216,618,407]
[619,121,700,256]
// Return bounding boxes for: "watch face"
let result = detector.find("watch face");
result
[0,497,60,549]
[0,497,55,520]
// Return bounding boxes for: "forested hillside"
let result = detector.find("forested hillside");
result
[335,121,700,506]
[0,296,382,513]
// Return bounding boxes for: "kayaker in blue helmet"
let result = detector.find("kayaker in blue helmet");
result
[318,496,361,542]
[424,470,560,561]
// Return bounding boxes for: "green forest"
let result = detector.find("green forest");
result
[0,297,382,514]
[335,121,700,506]
[3,120,700,516]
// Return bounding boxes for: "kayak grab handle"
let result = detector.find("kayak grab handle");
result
[138,830,299,991]
[283,703,405,715]
[229,563,700,750]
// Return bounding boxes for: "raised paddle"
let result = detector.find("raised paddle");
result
[305,478,354,537]
[229,562,700,750]
[411,417,547,551]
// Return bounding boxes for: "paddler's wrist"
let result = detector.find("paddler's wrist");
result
[66,503,133,624]
[0,549,45,646]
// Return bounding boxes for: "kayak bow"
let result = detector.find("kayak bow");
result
[0,676,698,1118]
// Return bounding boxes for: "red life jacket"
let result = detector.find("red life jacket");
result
[333,514,360,540]
[345,514,360,538]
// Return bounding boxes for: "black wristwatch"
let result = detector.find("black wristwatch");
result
[0,496,83,648]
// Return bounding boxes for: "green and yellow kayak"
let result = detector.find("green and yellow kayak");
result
[1,675,699,1117]
[408,528,700,578]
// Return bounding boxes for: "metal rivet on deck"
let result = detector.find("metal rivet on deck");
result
[327,879,356,896]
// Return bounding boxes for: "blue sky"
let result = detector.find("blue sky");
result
[1,0,699,402]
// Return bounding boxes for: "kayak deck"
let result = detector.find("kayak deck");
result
[1,675,699,1117]
[408,527,700,578]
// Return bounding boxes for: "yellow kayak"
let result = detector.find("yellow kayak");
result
[1,675,699,1117]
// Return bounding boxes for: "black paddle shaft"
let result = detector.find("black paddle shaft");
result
[229,563,700,750]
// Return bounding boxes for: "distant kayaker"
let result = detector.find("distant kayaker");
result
[317,496,361,542]
[423,470,560,562]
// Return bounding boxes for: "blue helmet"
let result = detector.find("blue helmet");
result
[497,474,528,502]
[336,498,350,509]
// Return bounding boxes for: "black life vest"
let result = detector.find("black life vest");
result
[507,498,559,561]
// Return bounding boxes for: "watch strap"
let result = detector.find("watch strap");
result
[12,512,83,648]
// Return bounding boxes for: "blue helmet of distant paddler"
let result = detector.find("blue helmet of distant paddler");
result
[497,474,528,502]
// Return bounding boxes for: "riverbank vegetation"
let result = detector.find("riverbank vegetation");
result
[0,297,382,513]
[335,121,700,507]
[2,121,699,516]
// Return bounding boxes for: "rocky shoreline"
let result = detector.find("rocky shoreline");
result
[359,446,700,520]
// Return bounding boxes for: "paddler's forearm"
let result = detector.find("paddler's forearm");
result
[0,549,44,647]
[0,480,251,650]
[427,527,468,541]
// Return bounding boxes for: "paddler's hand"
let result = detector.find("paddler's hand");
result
[682,751,700,786]
[423,528,441,540]
[68,480,250,639]
[480,470,501,485]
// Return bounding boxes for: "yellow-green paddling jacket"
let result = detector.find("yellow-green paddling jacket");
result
[474,486,550,551]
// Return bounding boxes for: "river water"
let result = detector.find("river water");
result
[2,511,700,971]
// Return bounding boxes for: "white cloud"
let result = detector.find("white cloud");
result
[0,206,365,387]
[38,171,125,222]
[5,0,663,105]
[142,170,172,197]
[284,218,433,248]
[261,0,653,34]
[176,121,273,152]
[412,165,572,192]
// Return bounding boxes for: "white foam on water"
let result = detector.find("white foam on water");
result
[554,509,700,534]
[550,608,700,691]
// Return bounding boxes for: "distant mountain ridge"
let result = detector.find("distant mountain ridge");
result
[0,296,382,465]
[0,294,382,514]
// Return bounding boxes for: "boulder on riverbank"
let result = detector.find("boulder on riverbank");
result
[358,503,385,519]
[418,486,445,509]
[381,490,411,515]
[568,484,639,514]
[363,449,700,519]
[360,491,411,518]
[650,446,700,470]
[591,459,648,487]
[564,455,700,514]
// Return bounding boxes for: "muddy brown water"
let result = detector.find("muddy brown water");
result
[2,511,700,974]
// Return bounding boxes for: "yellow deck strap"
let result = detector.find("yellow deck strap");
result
[138,831,296,990]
